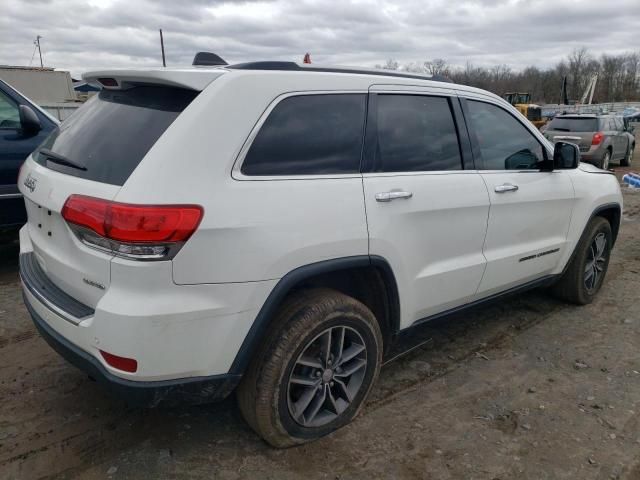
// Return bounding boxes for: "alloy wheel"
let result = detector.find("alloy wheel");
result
[584,232,607,293]
[287,326,367,427]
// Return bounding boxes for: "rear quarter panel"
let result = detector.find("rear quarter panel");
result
[115,71,374,284]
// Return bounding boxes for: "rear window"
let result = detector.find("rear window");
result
[547,117,598,132]
[241,94,366,176]
[35,86,198,186]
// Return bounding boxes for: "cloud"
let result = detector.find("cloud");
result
[0,0,638,77]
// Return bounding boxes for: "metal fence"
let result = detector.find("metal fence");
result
[540,102,640,118]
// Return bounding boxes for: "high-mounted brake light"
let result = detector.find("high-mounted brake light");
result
[62,195,203,260]
[97,77,118,88]
[592,132,604,145]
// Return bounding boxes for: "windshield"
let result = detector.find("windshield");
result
[547,117,598,132]
[35,85,198,186]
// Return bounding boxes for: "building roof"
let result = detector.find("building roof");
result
[0,66,77,104]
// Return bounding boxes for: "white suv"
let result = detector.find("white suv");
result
[18,60,622,447]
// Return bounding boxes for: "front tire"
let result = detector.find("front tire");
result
[237,288,383,448]
[552,217,612,305]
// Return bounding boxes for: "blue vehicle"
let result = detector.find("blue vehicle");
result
[0,78,58,232]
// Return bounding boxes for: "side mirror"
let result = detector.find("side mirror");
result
[553,141,580,169]
[19,104,41,135]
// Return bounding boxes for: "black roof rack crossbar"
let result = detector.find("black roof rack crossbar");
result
[227,61,453,83]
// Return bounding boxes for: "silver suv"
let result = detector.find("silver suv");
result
[544,114,635,169]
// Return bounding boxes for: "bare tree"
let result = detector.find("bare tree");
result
[424,58,449,76]
[374,49,640,104]
[375,59,399,71]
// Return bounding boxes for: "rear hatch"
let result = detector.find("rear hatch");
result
[544,116,598,152]
[19,81,201,309]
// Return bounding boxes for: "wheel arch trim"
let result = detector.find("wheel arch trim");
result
[562,202,621,276]
[591,202,621,246]
[228,255,400,375]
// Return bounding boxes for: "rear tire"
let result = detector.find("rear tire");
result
[621,144,634,167]
[598,150,611,170]
[551,217,612,305]
[237,288,383,448]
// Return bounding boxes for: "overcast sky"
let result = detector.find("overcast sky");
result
[1,0,638,77]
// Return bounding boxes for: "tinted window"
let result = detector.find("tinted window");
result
[548,117,598,132]
[242,94,366,175]
[0,89,20,129]
[374,95,461,172]
[467,100,544,170]
[35,86,198,186]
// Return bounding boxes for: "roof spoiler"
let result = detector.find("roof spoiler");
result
[192,52,228,66]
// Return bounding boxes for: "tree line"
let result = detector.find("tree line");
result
[375,48,640,105]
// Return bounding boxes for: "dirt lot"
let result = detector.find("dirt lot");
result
[1,169,640,480]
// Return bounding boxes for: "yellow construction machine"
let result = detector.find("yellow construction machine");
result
[503,92,546,129]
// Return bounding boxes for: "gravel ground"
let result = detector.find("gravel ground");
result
[1,168,639,480]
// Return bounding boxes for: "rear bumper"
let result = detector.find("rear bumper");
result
[23,292,241,406]
[580,145,606,163]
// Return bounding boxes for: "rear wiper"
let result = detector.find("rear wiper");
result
[39,148,87,171]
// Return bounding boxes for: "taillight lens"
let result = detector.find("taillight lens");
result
[62,195,203,260]
[592,132,604,145]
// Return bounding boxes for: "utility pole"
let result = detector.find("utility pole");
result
[34,35,43,68]
[159,29,166,67]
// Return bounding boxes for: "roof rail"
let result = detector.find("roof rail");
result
[227,61,453,83]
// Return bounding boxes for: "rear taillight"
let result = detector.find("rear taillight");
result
[61,195,203,260]
[592,132,604,145]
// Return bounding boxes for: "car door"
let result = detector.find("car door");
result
[460,96,575,296]
[362,86,490,328]
[0,83,55,227]
[0,88,35,227]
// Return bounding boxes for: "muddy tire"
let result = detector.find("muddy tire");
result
[236,288,383,448]
[621,144,633,167]
[597,150,611,170]
[551,217,612,305]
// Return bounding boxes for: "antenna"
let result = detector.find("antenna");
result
[34,35,43,68]
[159,29,166,67]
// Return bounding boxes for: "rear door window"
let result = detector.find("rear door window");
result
[241,94,366,176]
[35,86,198,186]
[373,94,462,172]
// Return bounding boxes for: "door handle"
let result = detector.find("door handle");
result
[494,183,519,193]
[375,190,413,202]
